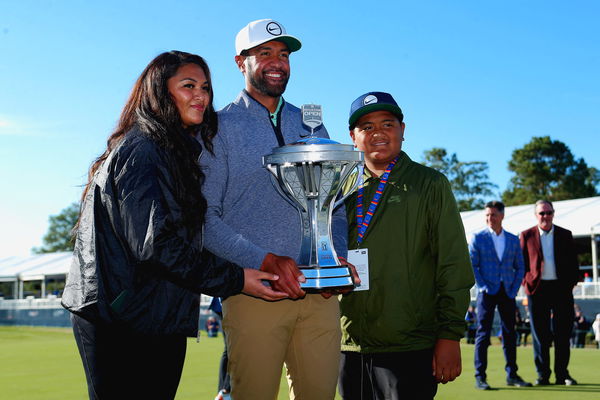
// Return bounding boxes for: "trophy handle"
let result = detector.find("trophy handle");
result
[333,164,362,209]
[266,166,307,212]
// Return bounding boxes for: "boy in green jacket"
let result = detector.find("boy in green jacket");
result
[339,92,475,399]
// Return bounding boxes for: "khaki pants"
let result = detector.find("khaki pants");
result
[222,294,341,400]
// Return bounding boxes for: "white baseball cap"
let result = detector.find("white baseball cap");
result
[235,19,302,55]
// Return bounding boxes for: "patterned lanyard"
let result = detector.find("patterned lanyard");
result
[356,155,399,244]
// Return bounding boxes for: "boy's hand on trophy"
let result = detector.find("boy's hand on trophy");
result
[342,257,361,287]
[260,253,306,299]
[319,257,361,299]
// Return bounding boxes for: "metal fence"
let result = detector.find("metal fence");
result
[0,295,215,328]
[466,282,600,302]
[1,287,599,328]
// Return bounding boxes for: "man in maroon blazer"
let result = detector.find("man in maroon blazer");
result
[520,200,580,386]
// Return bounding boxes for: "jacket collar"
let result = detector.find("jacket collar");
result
[538,225,554,237]
[235,89,287,117]
[184,129,203,159]
[487,227,504,237]
[363,151,408,181]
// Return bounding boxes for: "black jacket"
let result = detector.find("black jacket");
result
[62,127,244,336]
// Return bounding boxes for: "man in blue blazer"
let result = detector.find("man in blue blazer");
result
[469,201,531,390]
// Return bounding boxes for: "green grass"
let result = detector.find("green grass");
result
[1,326,599,399]
[437,341,600,399]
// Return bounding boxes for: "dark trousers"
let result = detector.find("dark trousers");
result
[528,280,574,380]
[474,286,518,379]
[71,313,187,400]
[338,349,438,400]
[218,330,230,392]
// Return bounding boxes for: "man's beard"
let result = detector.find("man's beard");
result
[249,70,289,97]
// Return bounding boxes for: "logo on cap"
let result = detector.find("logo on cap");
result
[266,22,282,36]
[363,95,378,105]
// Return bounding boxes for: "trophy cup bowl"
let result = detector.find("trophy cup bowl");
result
[263,137,364,291]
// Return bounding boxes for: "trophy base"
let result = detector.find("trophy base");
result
[299,265,355,292]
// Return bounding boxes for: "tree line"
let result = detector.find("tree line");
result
[33,136,599,253]
[423,136,598,211]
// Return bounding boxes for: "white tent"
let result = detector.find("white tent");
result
[0,252,71,298]
[460,196,600,281]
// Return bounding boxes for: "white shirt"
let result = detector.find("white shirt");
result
[539,226,557,280]
[488,227,505,262]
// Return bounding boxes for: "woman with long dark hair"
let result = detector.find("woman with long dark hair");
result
[62,51,286,400]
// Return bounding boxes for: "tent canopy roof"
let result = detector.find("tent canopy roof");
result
[0,252,71,281]
[461,196,600,239]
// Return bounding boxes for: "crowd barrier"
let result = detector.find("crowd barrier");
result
[1,287,598,328]
[0,295,214,328]
[469,281,600,301]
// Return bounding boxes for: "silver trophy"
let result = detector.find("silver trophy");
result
[262,105,364,290]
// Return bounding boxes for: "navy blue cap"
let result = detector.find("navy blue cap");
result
[348,92,403,128]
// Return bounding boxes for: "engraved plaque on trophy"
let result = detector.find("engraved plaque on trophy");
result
[262,105,364,290]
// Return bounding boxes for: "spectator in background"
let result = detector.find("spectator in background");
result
[209,297,231,400]
[521,200,580,385]
[592,314,600,349]
[572,306,590,348]
[516,307,531,347]
[465,305,477,344]
[206,316,220,338]
[469,201,531,390]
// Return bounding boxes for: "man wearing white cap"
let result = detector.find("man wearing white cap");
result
[200,19,350,399]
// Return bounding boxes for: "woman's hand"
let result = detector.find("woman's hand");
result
[242,268,289,301]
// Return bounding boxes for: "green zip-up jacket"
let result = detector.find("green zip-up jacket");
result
[341,151,474,353]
